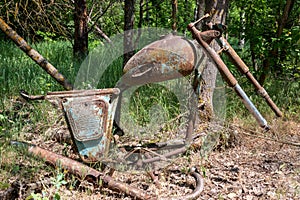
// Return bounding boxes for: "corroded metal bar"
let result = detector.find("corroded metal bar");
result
[217,37,283,117]
[0,17,73,90]
[20,88,120,101]
[187,24,237,87]
[10,141,153,200]
[159,168,204,200]
[187,24,269,129]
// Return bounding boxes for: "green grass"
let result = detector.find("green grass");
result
[0,40,74,96]
[225,75,300,123]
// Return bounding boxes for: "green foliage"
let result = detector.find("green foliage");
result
[36,31,58,42]
[51,171,68,190]
[27,170,67,200]
[27,192,49,200]
[228,0,300,80]
[0,40,75,96]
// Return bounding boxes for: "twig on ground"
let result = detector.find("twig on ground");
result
[231,124,300,147]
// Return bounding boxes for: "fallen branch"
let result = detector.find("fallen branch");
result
[10,141,153,200]
[87,16,112,43]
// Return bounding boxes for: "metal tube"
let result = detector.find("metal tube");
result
[234,84,268,129]
[187,24,237,87]
[187,24,269,129]
[218,37,283,117]
[0,17,73,90]
[10,141,153,200]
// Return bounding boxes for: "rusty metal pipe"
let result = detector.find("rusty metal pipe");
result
[217,37,283,117]
[0,17,73,90]
[187,24,269,129]
[159,168,204,200]
[188,24,237,87]
[10,141,153,200]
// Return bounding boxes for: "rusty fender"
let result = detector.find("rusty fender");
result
[120,34,207,88]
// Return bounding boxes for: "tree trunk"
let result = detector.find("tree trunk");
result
[171,0,178,33]
[195,0,205,30]
[199,0,229,121]
[123,0,135,67]
[258,0,295,85]
[74,0,88,61]
[277,0,294,37]
[138,0,144,29]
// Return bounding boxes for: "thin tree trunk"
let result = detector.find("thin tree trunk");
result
[146,0,149,25]
[277,0,294,37]
[133,0,143,48]
[238,9,245,49]
[87,16,112,43]
[94,25,112,43]
[250,39,258,72]
[258,58,270,85]
[123,0,135,67]
[195,0,205,30]
[249,11,258,72]
[74,0,88,61]
[259,0,295,85]
[171,0,178,33]
[138,0,144,29]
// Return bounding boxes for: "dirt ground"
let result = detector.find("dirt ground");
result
[83,120,300,200]
[1,112,299,199]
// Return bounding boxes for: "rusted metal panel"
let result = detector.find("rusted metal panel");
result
[21,89,119,162]
[19,89,120,162]
[55,89,120,162]
[64,98,108,141]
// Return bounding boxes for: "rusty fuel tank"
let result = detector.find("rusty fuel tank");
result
[121,34,206,87]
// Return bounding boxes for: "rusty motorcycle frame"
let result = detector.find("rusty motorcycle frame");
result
[1,15,282,199]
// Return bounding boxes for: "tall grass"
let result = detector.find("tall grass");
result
[0,40,75,97]
[225,74,300,123]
